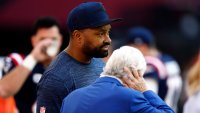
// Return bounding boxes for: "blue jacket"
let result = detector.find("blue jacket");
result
[60,77,174,113]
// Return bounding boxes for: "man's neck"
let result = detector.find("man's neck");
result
[65,47,91,64]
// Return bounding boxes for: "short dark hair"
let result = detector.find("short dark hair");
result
[32,16,61,35]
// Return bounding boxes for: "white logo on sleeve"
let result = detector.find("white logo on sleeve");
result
[32,73,42,84]
[40,106,46,113]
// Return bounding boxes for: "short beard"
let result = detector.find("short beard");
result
[92,49,109,58]
[83,45,109,58]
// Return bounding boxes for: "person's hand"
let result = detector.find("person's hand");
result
[122,67,148,92]
[30,39,53,62]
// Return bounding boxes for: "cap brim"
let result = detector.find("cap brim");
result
[75,18,123,30]
[93,18,123,28]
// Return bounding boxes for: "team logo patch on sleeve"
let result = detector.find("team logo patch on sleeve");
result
[40,106,46,113]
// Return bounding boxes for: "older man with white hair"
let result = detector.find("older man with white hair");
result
[60,46,174,113]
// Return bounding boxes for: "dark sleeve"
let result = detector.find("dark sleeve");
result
[36,74,69,113]
[130,90,174,113]
[144,64,159,80]
[145,64,168,99]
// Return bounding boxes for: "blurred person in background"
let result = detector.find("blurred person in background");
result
[183,51,200,113]
[36,2,121,113]
[0,57,17,113]
[60,46,174,113]
[151,44,182,112]
[0,17,63,113]
[126,27,168,95]
[126,27,182,112]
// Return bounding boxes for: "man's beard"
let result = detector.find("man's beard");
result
[83,43,110,58]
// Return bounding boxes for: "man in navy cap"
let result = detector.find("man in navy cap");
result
[36,2,121,113]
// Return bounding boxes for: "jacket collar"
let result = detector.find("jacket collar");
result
[94,76,124,87]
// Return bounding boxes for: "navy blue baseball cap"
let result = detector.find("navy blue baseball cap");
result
[67,2,122,32]
[127,27,154,46]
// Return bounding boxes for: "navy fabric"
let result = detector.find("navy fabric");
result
[36,51,105,113]
[61,77,174,113]
[127,27,154,46]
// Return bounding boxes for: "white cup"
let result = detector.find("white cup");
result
[46,40,59,57]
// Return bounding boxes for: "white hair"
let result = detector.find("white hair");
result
[103,46,146,78]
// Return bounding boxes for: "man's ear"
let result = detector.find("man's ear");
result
[31,35,37,47]
[72,30,83,44]
[59,33,63,44]
[56,33,63,47]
